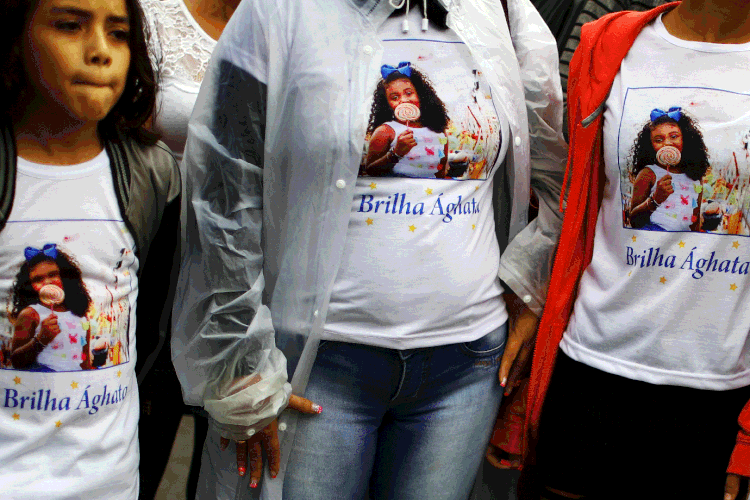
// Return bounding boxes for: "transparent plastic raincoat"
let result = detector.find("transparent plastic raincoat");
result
[171,0,566,496]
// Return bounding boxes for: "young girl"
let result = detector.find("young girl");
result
[10,244,92,371]
[628,107,711,231]
[0,0,180,499]
[364,62,451,178]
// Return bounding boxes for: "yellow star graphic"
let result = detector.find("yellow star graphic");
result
[117,370,122,378]
[12,414,19,421]
[678,241,685,248]
[472,224,476,230]
[408,225,416,232]
[425,188,433,195]
[71,381,78,389]
[369,182,377,190]
[659,276,667,284]
[55,421,62,428]
[733,241,740,249]
[475,185,480,191]
[628,271,632,277]
[632,235,637,242]
[731,283,738,291]
[366,218,374,226]
[13,376,21,385]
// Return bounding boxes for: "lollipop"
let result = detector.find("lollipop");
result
[39,284,64,311]
[656,145,681,169]
[394,102,420,127]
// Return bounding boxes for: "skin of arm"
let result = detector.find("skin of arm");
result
[435,139,450,178]
[629,167,674,228]
[10,307,54,368]
[365,124,417,176]
[690,190,703,231]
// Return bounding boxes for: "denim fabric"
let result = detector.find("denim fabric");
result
[282,323,507,500]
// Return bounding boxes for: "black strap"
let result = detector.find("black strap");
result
[0,122,16,234]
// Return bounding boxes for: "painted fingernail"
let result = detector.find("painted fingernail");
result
[500,377,507,388]
[250,479,258,489]
[238,466,246,477]
[312,403,322,414]
[271,472,277,479]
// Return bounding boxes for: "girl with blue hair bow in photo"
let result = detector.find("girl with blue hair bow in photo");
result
[628,106,711,232]
[364,61,451,178]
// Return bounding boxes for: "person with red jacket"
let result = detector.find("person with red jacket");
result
[497,1,750,499]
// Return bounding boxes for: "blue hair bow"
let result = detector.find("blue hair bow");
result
[381,61,412,79]
[25,243,57,261]
[650,107,682,122]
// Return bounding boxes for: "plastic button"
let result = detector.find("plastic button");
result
[455,20,464,31]
[247,429,255,437]
[363,45,373,55]
[514,136,522,147]
[313,310,319,318]
[522,294,532,303]
[278,422,287,432]
[335,179,346,189]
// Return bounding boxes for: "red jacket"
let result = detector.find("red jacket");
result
[523,2,750,477]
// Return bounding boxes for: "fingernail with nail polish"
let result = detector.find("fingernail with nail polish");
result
[250,480,258,489]
[500,377,507,388]
[271,473,277,479]
[313,404,322,414]
[238,467,246,477]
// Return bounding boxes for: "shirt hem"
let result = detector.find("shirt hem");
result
[560,336,750,391]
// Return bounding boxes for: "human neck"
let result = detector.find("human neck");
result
[14,106,102,166]
[662,0,750,43]
[183,0,240,40]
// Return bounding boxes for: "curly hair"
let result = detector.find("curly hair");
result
[0,0,159,145]
[629,112,710,182]
[10,249,92,320]
[366,68,450,136]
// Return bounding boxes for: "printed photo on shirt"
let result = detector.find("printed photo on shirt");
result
[0,243,131,372]
[361,57,501,180]
[618,87,750,235]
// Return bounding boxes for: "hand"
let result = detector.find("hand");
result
[38,313,60,345]
[486,444,522,470]
[393,130,417,157]
[219,394,321,489]
[653,174,674,204]
[498,295,538,397]
[725,473,745,500]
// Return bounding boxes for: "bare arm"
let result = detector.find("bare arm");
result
[629,168,661,228]
[11,308,50,368]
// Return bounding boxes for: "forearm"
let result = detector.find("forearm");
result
[366,150,398,176]
[11,337,44,368]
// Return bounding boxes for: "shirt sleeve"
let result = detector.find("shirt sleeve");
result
[727,399,750,477]
[170,0,292,441]
[498,0,568,316]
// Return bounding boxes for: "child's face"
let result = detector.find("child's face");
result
[29,261,63,293]
[650,122,683,152]
[23,0,131,124]
[385,78,421,113]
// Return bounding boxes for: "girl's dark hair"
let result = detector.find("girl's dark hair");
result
[1,0,159,145]
[366,69,450,136]
[629,112,710,182]
[11,249,92,320]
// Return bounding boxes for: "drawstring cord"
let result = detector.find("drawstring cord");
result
[388,0,429,32]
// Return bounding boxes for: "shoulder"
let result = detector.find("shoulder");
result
[372,123,398,140]
[121,137,181,203]
[635,166,657,182]
[17,306,40,323]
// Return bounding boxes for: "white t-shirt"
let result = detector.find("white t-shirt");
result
[324,7,510,348]
[0,151,140,499]
[561,14,750,390]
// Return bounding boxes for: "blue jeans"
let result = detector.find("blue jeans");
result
[283,323,507,500]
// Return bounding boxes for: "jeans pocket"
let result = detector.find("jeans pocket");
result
[460,322,508,357]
